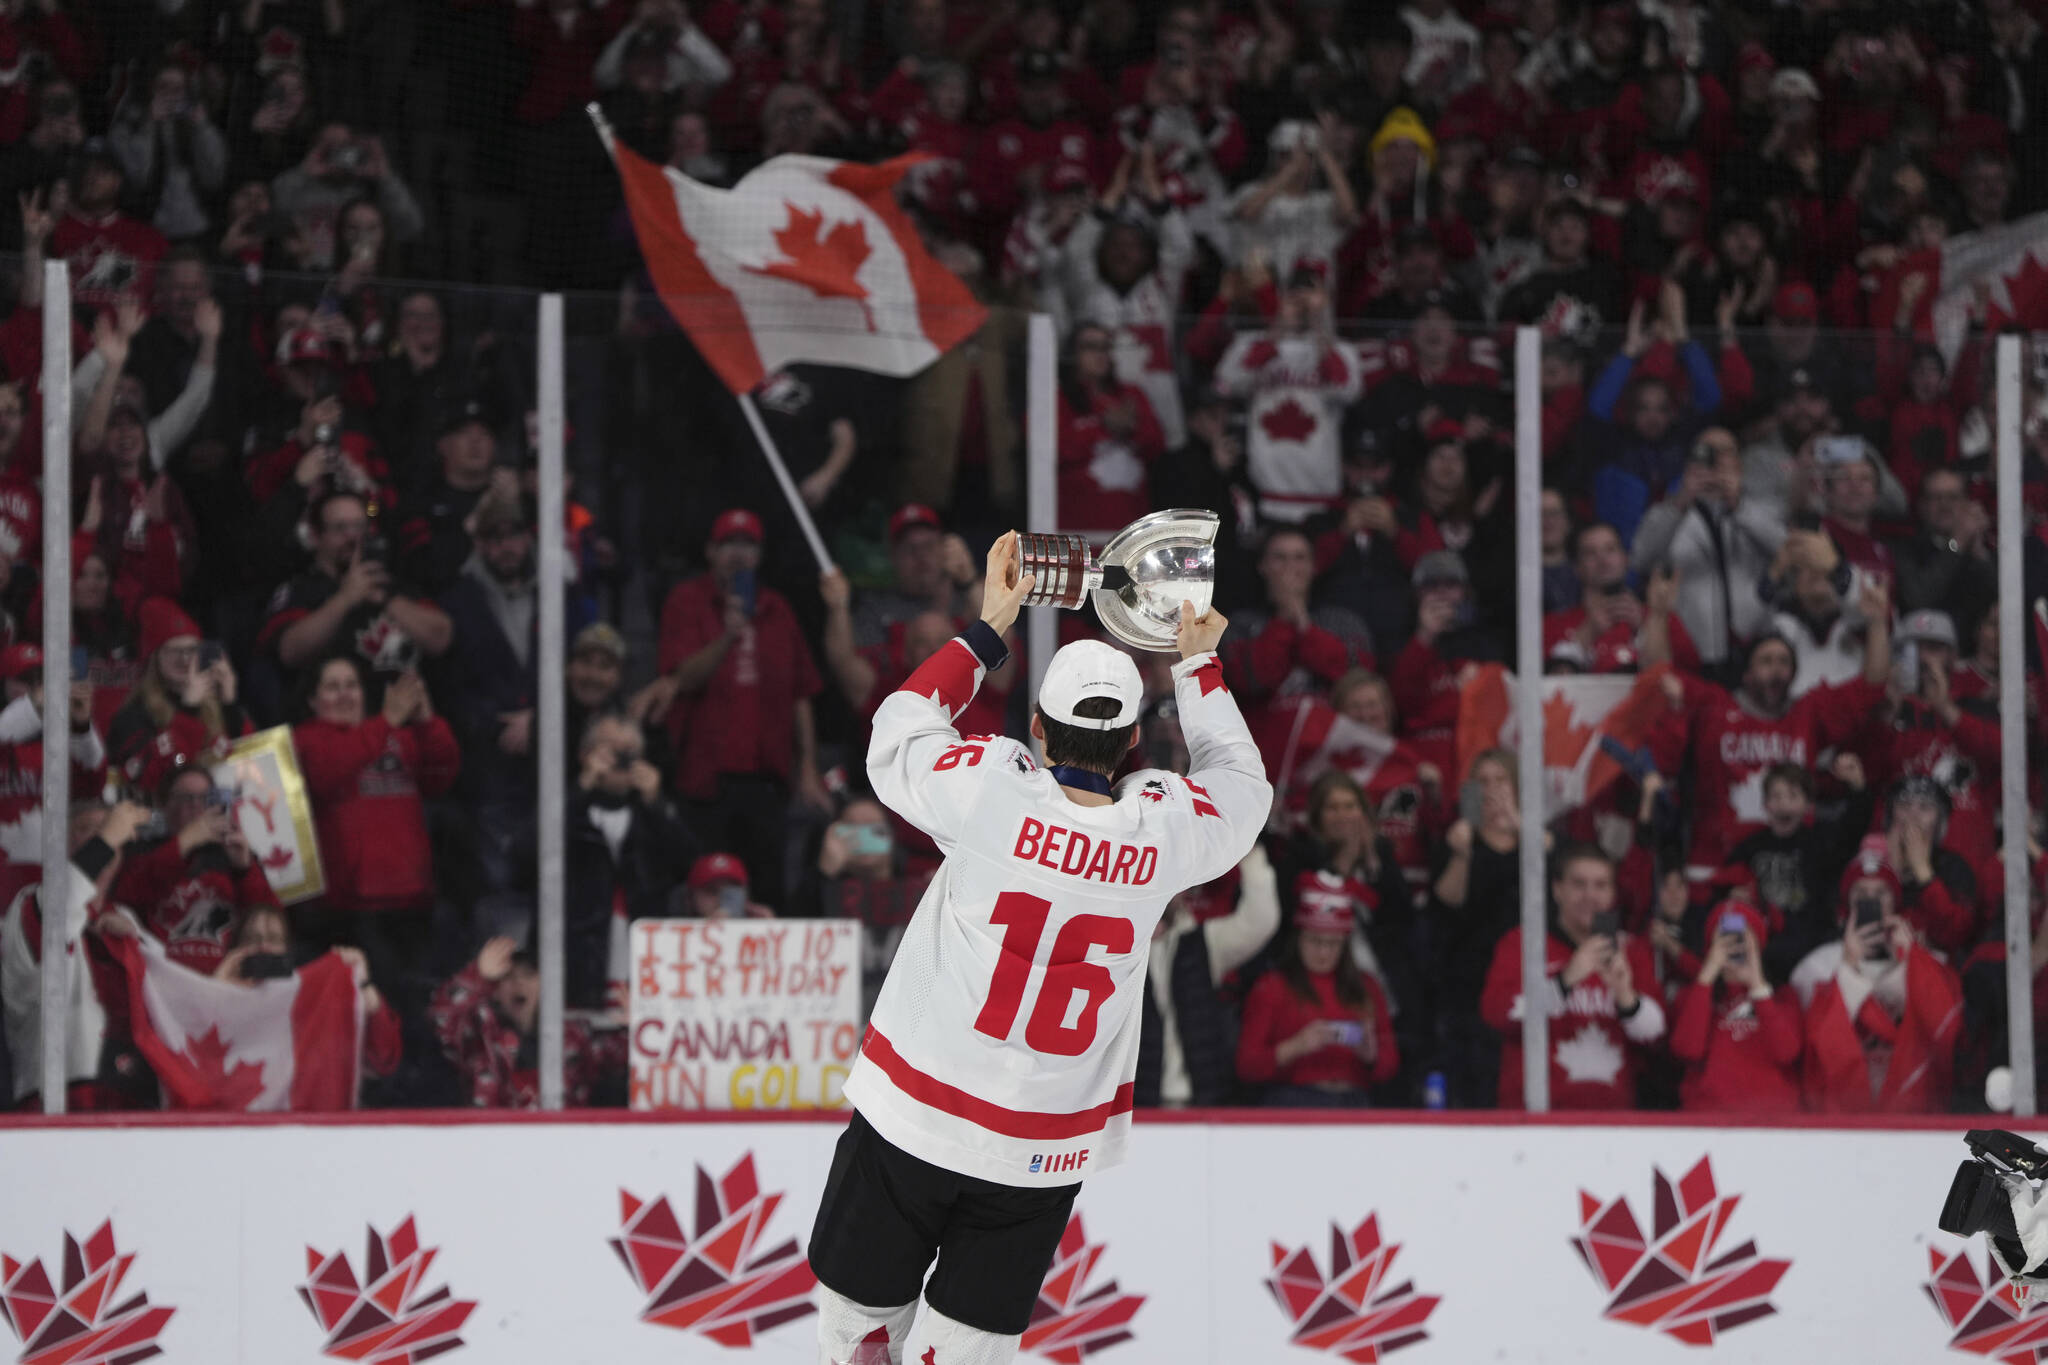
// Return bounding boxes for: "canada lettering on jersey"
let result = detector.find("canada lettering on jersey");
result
[1012,816,1157,885]
[1716,726,1807,767]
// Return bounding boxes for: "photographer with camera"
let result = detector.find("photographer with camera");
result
[115,766,278,976]
[533,713,695,1012]
[271,122,422,271]
[262,489,452,704]
[1668,899,1803,1113]
[1790,838,1962,1113]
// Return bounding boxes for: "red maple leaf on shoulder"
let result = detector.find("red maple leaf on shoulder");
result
[745,204,875,331]
[1259,397,1318,444]
[182,1025,266,1108]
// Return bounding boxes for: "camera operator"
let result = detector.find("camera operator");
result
[1790,841,1962,1113]
[114,767,279,976]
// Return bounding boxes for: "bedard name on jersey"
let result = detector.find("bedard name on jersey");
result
[843,619,1270,1188]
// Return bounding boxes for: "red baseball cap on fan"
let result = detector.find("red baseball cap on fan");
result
[688,852,749,890]
[1294,871,1356,936]
[889,502,943,542]
[708,508,763,544]
[1772,281,1819,323]
[0,643,42,679]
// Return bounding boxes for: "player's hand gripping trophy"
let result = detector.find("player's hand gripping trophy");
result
[1012,509,1220,651]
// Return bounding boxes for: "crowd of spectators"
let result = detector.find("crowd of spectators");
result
[0,0,2045,1114]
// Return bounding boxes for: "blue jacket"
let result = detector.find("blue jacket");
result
[1587,342,1722,546]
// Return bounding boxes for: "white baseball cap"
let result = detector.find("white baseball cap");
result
[1039,640,1143,730]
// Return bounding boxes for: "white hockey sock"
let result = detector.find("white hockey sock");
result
[817,1284,918,1365]
[899,1302,1023,1365]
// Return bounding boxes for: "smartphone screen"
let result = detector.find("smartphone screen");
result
[1458,780,1484,828]
[731,567,757,619]
[1590,911,1620,940]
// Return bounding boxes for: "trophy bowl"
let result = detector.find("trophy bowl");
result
[1016,509,1219,652]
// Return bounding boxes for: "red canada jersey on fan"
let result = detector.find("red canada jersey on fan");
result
[845,636,1268,1186]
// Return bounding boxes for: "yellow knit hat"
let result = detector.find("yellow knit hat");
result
[1369,106,1438,168]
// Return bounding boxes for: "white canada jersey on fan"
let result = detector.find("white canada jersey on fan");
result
[843,628,1269,1187]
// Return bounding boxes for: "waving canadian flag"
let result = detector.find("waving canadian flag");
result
[1453,664,1670,811]
[598,111,986,395]
[110,931,361,1110]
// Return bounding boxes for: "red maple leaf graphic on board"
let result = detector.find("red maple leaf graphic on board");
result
[1259,397,1318,444]
[182,1026,266,1108]
[745,204,875,331]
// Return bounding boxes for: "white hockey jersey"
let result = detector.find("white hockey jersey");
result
[845,630,1268,1187]
[1213,330,1362,522]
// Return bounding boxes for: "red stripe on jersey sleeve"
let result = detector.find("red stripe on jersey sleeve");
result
[860,1026,1134,1140]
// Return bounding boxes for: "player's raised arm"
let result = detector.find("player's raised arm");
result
[865,531,1037,846]
[1169,599,1273,882]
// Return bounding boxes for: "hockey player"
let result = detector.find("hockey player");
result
[811,531,1269,1365]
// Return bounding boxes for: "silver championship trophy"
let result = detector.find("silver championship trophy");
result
[1015,509,1220,652]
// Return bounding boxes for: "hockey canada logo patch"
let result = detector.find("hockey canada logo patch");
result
[298,1216,477,1363]
[1265,1212,1440,1361]
[611,1155,816,1345]
[1924,1236,2048,1361]
[0,1222,175,1365]
[1572,1156,1790,1344]
[1021,1214,1144,1362]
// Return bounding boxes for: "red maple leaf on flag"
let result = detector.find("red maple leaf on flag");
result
[1981,249,2048,338]
[182,1026,266,1108]
[1259,397,1318,444]
[1542,688,1597,773]
[262,844,295,871]
[745,204,875,331]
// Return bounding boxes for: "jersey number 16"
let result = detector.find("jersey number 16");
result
[972,892,1134,1057]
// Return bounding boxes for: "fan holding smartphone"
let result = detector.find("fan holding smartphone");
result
[1234,875,1398,1107]
[1793,842,1964,1113]
[1666,900,1802,1113]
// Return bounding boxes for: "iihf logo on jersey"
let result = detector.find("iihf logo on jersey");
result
[610,1154,817,1345]
[1020,1214,1145,1361]
[298,1216,477,1364]
[1265,1211,1440,1360]
[1029,1149,1091,1175]
[1923,1233,2048,1360]
[1572,1156,1790,1345]
[0,1221,175,1365]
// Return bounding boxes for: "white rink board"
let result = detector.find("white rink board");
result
[0,1116,2005,1363]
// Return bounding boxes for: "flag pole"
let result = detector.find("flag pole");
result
[736,393,836,572]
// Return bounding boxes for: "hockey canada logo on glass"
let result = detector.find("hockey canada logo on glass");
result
[1265,1212,1441,1360]
[298,1216,477,1364]
[1020,1214,1144,1362]
[611,1154,818,1345]
[1924,1234,2048,1360]
[0,1221,175,1365]
[1572,1156,1790,1344]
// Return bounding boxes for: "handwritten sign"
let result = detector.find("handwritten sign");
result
[628,919,860,1112]
[210,727,325,905]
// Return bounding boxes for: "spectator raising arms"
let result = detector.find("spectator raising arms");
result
[293,662,458,992]
[430,935,626,1109]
